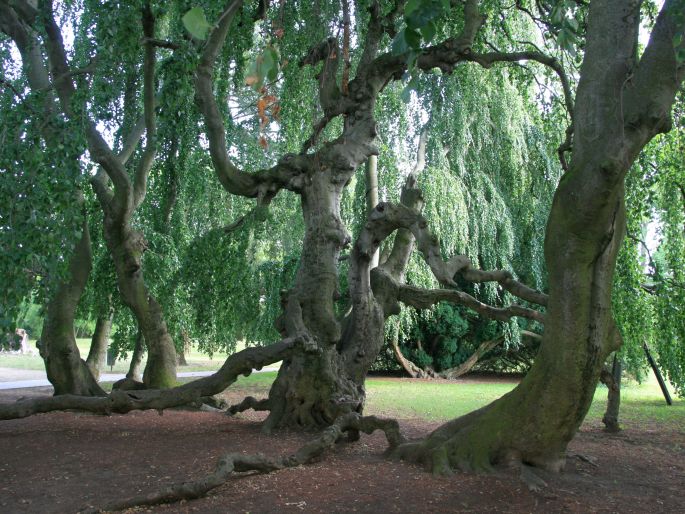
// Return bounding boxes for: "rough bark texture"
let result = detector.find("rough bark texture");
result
[39,222,105,396]
[86,311,113,381]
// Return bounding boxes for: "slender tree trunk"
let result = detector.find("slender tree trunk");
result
[600,354,621,432]
[40,220,106,396]
[177,331,190,366]
[103,220,177,389]
[126,329,145,382]
[86,309,113,381]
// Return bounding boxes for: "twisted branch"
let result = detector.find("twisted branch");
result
[355,201,546,323]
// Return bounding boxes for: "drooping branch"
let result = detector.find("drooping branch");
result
[470,44,575,170]
[0,335,313,421]
[41,0,131,208]
[85,412,405,513]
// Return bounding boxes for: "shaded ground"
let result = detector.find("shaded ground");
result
[0,380,683,513]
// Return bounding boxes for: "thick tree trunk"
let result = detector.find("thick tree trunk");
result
[264,172,365,430]
[85,310,113,381]
[391,158,628,474]
[126,329,145,382]
[39,221,106,396]
[104,221,177,388]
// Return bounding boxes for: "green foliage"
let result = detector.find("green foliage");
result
[0,7,88,331]
[614,98,685,396]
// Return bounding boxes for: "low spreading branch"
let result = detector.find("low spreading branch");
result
[398,283,545,324]
[0,335,313,421]
[83,413,405,513]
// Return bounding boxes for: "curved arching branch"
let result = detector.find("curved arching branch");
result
[397,283,545,324]
[358,201,548,307]
[195,0,311,199]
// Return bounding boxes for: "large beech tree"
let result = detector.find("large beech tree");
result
[1,0,684,508]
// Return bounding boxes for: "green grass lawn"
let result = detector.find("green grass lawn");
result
[0,339,237,374]
[228,370,685,431]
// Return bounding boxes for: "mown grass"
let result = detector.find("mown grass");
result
[228,370,685,431]
[0,339,237,374]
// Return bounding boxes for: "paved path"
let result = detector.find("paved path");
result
[0,367,279,390]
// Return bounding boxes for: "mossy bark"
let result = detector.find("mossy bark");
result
[393,0,683,472]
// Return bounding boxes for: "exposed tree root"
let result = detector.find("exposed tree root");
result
[0,336,314,421]
[82,413,405,513]
[227,395,271,415]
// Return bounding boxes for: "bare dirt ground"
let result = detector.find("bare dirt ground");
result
[1,383,683,514]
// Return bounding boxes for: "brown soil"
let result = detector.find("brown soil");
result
[0,384,683,514]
